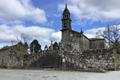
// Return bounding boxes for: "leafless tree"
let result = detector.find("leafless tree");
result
[97,25,120,53]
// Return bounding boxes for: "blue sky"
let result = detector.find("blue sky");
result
[0,0,120,48]
[31,0,120,31]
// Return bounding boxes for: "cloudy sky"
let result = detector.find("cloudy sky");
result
[0,0,120,48]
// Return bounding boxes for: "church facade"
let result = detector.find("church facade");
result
[61,5,105,52]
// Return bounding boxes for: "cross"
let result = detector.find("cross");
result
[65,0,68,6]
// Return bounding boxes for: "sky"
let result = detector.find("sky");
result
[0,0,120,49]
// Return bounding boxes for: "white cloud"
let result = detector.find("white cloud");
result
[0,0,47,23]
[84,25,120,38]
[0,25,61,48]
[84,27,105,38]
[51,31,62,42]
[58,0,120,21]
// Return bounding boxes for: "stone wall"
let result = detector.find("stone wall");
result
[24,50,62,68]
[62,49,117,71]
[0,42,119,72]
[0,43,28,68]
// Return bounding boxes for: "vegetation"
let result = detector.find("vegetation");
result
[97,25,120,54]
[30,40,41,53]
[53,42,59,50]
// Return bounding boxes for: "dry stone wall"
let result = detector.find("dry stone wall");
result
[62,49,117,71]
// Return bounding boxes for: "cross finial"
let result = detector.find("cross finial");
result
[65,0,67,8]
[80,28,83,34]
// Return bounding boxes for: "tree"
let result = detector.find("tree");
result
[44,45,48,50]
[30,40,41,53]
[24,42,29,50]
[53,42,59,50]
[24,42,28,48]
[98,25,120,53]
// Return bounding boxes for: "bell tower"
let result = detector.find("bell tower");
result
[61,4,72,30]
[61,4,72,51]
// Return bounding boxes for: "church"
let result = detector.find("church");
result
[0,4,118,71]
[61,4,105,52]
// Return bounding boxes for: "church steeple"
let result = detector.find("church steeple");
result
[61,4,72,30]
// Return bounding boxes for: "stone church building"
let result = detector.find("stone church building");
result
[0,4,119,72]
[61,4,105,52]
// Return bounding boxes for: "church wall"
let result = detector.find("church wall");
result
[90,40,105,49]
[61,30,69,42]
[81,35,90,50]
[61,30,90,51]
[69,31,81,51]
[61,30,72,51]
[61,30,81,51]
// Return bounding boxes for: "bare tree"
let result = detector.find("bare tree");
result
[97,25,120,53]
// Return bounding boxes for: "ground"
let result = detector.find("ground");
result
[0,69,120,80]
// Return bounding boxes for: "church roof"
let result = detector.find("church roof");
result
[71,30,90,40]
[89,38,105,41]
